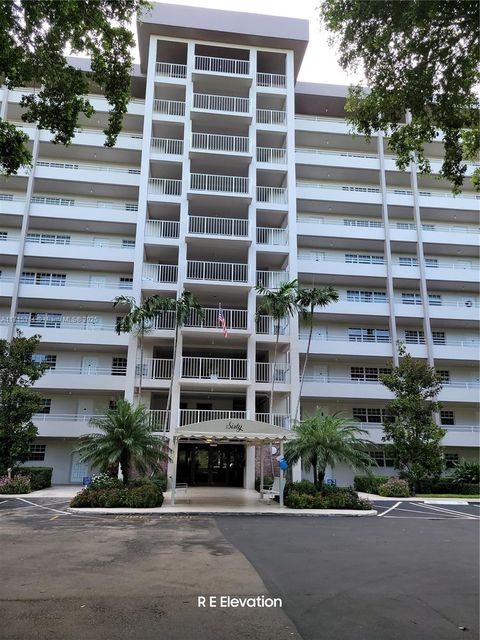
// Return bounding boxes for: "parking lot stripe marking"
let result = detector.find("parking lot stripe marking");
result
[0,501,7,505]
[49,515,59,521]
[417,503,479,519]
[377,501,401,517]
[13,497,72,515]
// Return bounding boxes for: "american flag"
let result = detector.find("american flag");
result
[218,305,228,338]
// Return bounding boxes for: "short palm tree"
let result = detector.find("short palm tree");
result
[113,294,173,398]
[255,279,299,417]
[76,400,169,485]
[294,285,338,421]
[285,411,374,487]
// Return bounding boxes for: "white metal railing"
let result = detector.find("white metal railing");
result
[193,92,250,114]
[30,196,138,211]
[139,358,173,380]
[256,108,287,125]
[256,72,287,88]
[194,55,250,76]
[257,147,287,164]
[256,226,288,245]
[394,296,480,308]
[150,137,184,155]
[19,277,132,290]
[145,219,180,239]
[142,263,178,284]
[295,147,377,160]
[191,132,249,154]
[255,413,291,429]
[0,193,25,203]
[393,259,478,271]
[389,187,479,200]
[256,362,291,384]
[296,181,381,194]
[14,317,117,332]
[188,215,248,237]
[434,339,480,347]
[153,307,248,331]
[256,271,290,289]
[186,260,248,283]
[182,356,249,380]
[148,410,171,432]
[180,409,247,425]
[153,98,186,116]
[190,173,249,194]
[256,316,289,336]
[36,160,140,175]
[257,186,288,204]
[155,61,187,78]
[148,178,182,196]
[295,114,347,124]
[43,366,126,376]
[298,253,385,266]
[302,375,480,389]
[33,413,105,422]
[391,222,480,234]
[298,333,391,344]
[25,236,135,249]
[297,215,384,229]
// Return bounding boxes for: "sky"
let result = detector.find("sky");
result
[135,0,363,86]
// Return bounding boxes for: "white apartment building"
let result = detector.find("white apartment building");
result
[0,3,478,487]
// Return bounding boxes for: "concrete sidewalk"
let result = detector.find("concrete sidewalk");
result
[358,491,480,503]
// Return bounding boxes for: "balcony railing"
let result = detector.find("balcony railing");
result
[256,186,288,204]
[139,358,173,380]
[150,137,184,155]
[194,55,250,76]
[153,307,248,331]
[19,277,133,290]
[394,297,479,308]
[257,147,287,164]
[31,195,138,212]
[186,260,249,283]
[25,236,135,249]
[33,413,104,422]
[256,72,287,88]
[190,173,249,194]
[295,147,377,160]
[42,366,126,376]
[256,316,289,335]
[393,259,478,271]
[188,215,249,238]
[148,410,171,432]
[256,270,290,289]
[153,98,186,117]
[297,215,384,229]
[148,178,182,196]
[296,180,480,200]
[145,219,180,239]
[180,409,247,425]
[193,92,250,114]
[182,356,249,380]
[36,160,140,175]
[155,62,187,78]
[142,263,178,284]
[256,362,291,384]
[191,132,249,154]
[256,227,288,245]
[298,333,391,344]
[255,413,291,429]
[14,318,117,332]
[256,108,287,125]
[302,375,480,389]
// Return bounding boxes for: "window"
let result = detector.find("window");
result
[368,450,394,468]
[425,258,439,268]
[405,330,425,344]
[26,233,70,245]
[349,328,390,343]
[343,219,382,228]
[347,290,387,303]
[432,331,446,345]
[345,253,384,264]
[399,256,418,267]
[28,313,62,328]
[395,222,416,230]
[440,411,455,426]
[119,277,133,289]
[122,239,135,248]
[112,357,127,376]
[21,272,66,286]
[31,196,74,206]
[428,294,442,306]
[353,408,386,423]
[401,292,422,305]
[444,453,459,469]
[351,367,390,381]
[108,400,118,411]
[32,354,57,370]
[21,271,35,284]
[437,370,450,382]
[38,399,51,414]
[0,231,7,241]
[27,444,46,461]
[51,273,66,286]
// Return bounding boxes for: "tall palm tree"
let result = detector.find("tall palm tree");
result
[285,411,374,487]
[113,294,173,399]
[294,285,338,421]
[76,400,169,485]
[255,279,299,417]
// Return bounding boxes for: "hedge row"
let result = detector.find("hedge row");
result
[14,467,53,490]
[415,480,480,495]
[284,481,372,510]
[70,478,163,508]
[353,475,389,494]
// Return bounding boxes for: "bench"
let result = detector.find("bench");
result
[262,477,282,500]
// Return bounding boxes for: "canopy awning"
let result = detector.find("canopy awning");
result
[174,418,294,443]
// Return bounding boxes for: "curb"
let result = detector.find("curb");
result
[67,507,378,517]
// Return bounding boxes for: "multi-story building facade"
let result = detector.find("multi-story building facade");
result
[1,3,478,486]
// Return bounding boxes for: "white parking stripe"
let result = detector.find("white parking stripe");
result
[377,501,401,517]
[418,503,479,519]
[0,500,8,505]
[13,497,72,515]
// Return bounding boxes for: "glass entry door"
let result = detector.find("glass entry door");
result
[177,443,245,486]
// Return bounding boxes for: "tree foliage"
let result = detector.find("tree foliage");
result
[0,332,48,473]
[320,0,480,192]
[380,344,446,491]
[0,0,148,175]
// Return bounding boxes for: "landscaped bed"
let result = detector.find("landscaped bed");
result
[283,480,372,510]
[0,467,53,494]
[70,474,165,508]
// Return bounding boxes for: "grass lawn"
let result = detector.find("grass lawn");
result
[416,494,480,499]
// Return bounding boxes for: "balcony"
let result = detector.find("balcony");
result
[186,260,249,284]
[256,270,290,289]
[147,178,182,197]
[295,114,354,135]
[296,215,384,242]
[30,196,138,225]
[256,413,291,429]
[24,236,135,263]
[188,215,249,239]
[33,413,104,437]
[153,307,248,332]
[256,108,287,126]
[180,409,247,425]
[153,98,186,117]
[16,319,127,346]
[155,61,187,79]
[192,92,250,115]
[298,254,386,279]
[182,356,249,382]
[257,147,287,165]
[191,132,250,155]
[194,55,250,77]
[139,358,173,381]
[35,367,127,391]
[256,72,286,89]
[189,173,250,196]
[148,410,171,433]
[34,160,140,186]
[0,192,25,216]
[295,147,379,171]
[144,219,180,240]
[150,137,184,156]
[142,263,178,285]
[392,259,479,284]
[18,276,133,303]
[299,333,392,358]
[296,181,383,206]
[256,362,291,384]
[256,186,288,206]
[256,315,289,336]
[256,226,288,246]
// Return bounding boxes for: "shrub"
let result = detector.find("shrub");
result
[285,485,372,510]
[125,484,164,508]
[89,473,123,490]
[451,460,480,485]
[354,475,389,494]
[285,492,328,509]
[70,479,163,508]
[284,480,317,497]
[0,475,31,494]
[14,467,53,490]
[255,476,274,492]
[378,478,410,497]
[151,474,168,492]
[415,480,480,495]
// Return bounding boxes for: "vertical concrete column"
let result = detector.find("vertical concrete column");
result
[245,445,256,489]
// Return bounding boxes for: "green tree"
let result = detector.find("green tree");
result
[255,279,299,416]
[320,0,480,192]
[295,285,338,421]
[113,294,173,400]
[285,411,373,487]
[0,0,148,175]
[0,332,48,474]
[76,399,168,485]
[380,343,446,492]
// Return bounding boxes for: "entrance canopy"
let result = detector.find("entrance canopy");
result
[174,418,294,443]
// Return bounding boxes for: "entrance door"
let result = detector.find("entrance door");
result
[70,452,89,483]
[177,443,245,486]
[81,357,98,375]
[77,398,94,421]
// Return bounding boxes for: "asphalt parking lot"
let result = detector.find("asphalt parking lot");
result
[0,497,478,640]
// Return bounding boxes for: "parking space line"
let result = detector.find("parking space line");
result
[417,503,479,519]
[377,501,401,517]
[0,500,7,505]
[13,497,72,515]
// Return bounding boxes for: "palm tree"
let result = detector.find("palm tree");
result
[113,294,172,399]
[285,411,374,487]
[294,286,338,421]
[76,400,169,485]
[255,279,299,417]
